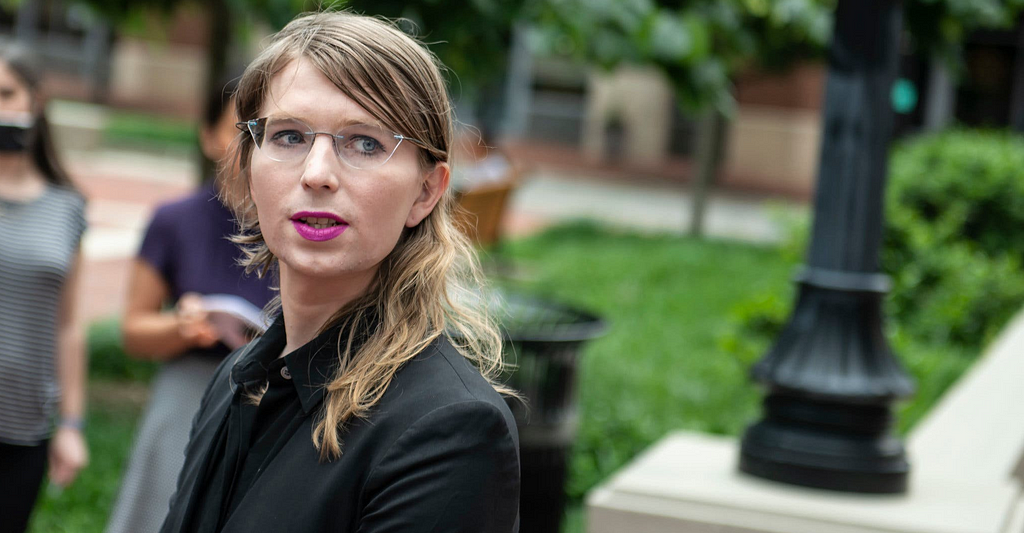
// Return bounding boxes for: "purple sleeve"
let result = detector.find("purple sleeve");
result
[138,204,178,283]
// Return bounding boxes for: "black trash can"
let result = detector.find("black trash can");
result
[487,289,606,533]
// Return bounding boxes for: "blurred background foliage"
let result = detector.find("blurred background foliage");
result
[533,0,835,113]
[884,130,1024,347]
[58,0,1024,115]
[533,0,1024,112]
[905,0,1024,62]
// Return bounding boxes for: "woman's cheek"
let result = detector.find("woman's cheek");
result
[250,176,279,252]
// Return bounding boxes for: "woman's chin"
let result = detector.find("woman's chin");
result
[278,254,374,286]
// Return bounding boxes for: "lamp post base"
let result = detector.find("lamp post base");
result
[739,393,909,494]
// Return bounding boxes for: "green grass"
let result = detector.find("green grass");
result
[26,222,981,532]
[103,110,198,154]
[86,318,159,383]
[28,381,148,533]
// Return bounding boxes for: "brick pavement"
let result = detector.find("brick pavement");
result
[71,151,196,327]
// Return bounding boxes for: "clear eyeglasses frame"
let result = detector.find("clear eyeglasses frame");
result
[237,116,428,171]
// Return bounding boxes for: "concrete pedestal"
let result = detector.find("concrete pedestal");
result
[588,310,1024,533]
[589,433,1022,533]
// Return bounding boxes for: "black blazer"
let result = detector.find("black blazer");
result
[160,329,520,532]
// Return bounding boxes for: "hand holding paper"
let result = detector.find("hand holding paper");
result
[199,294,269,350]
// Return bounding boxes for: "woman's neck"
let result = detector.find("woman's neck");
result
[277,267,375,358]
[0,153,45,200]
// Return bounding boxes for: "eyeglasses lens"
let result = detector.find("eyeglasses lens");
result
[249,117,403,170]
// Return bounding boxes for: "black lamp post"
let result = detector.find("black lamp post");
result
[738,0,916,494]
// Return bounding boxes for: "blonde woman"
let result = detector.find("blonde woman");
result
[160,11,520,533]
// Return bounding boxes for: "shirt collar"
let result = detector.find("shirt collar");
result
[230,312,374,414]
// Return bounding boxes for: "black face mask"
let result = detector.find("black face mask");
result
[0,123,30,153]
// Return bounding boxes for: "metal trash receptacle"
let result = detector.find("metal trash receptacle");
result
[487,289,606,533]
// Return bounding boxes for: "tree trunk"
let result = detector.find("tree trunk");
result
[924,54,955,132]
[688,109,726,238]
[201,0,232,183]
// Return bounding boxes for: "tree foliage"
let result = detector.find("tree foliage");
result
[72,0,526,97]
[75,0,305,28]
[65,0,1024,121]
[534,0,835,112]
[339,0,527,102]
[535,0,1024,112]
[905,0,1024,61]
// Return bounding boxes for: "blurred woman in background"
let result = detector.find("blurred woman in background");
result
[0,42,89,533]
[105,76,275,533]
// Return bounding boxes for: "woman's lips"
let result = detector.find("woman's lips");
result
[290,211,348,242]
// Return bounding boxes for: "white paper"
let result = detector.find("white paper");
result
[200,294,269,350]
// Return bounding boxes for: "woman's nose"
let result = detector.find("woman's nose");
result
[299,134,341,191]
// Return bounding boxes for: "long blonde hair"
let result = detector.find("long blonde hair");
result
[225,11,513,460]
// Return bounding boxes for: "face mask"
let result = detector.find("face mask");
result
[0,120,31,153]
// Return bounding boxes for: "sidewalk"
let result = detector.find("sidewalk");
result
[70,148,807,327]
[71,149,196,327]
[507,168,803,242]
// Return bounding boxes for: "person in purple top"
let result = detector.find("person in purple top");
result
[105,77,275,533]
[136,175,274,317]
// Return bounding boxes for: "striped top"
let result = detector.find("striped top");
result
[0,185,87,445]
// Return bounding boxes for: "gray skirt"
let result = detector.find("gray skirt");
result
[105,354,223,533]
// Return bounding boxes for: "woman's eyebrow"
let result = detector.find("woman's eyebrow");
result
[266,113,382,130]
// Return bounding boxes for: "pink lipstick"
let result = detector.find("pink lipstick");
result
[290,211,348,242]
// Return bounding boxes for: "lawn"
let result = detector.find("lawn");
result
[102,110,198,156]
[26,222,978,532]
[28,381,148,533]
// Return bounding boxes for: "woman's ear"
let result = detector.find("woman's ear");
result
[406,162,450,228]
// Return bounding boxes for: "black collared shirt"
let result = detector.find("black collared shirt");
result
[188,315,344,532]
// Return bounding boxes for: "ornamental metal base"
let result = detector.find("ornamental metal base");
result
[739,393,909,494]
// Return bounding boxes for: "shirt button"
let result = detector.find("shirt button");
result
[280,366,292,380]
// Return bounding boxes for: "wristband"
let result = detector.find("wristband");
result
[58,417,85,431]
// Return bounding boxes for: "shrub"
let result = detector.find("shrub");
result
[884,130,1024,347]
[886,130,1024,259]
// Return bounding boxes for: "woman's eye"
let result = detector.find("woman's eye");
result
[353,137,381,153]
[271,130,305,145]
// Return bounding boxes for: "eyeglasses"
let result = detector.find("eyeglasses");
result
[238,117,427,170]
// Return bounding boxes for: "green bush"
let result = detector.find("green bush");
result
[88,318,158,382]
[884,130,1024,347]
[886,130,1024,259]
